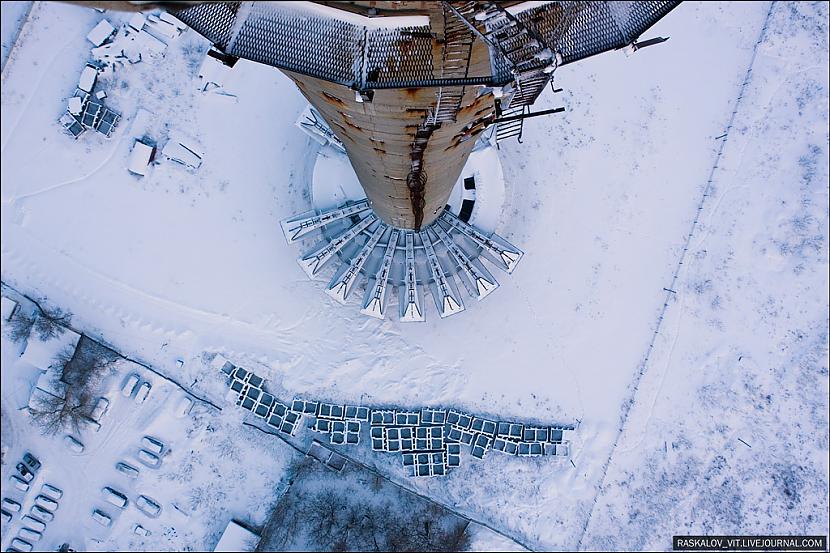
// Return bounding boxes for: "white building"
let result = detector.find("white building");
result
[128,140,154,176]
[213,520,260,552]
[86,19,115,47]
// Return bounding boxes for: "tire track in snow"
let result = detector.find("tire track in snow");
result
[576,2,778,549]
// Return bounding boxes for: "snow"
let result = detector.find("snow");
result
[0,0,31,71]
[19,328,80,371]
[283,1,430,30]
[128,140,154,176]
[1,293,298,552]
[161,136,202,170]
[128,13,145,34]
[213,519,259,552]
[0,1,827,551]
[86,19,115,47]
[1,296,17,321]
[78,65,97,93]
[68,96,83,116]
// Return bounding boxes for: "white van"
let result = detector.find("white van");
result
[122,374,141,397]
[91,509,112,527]
[102,487,128,509]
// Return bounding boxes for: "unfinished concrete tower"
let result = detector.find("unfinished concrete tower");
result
[176,1,679,320]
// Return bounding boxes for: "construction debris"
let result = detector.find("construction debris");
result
[217,356,575,477]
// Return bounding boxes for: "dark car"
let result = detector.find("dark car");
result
[15,463,34,483]
[22,452,41,472]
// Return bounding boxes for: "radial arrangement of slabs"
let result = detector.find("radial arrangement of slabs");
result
[281,202,523,321]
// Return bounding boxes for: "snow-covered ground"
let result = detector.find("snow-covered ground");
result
[1,1,827,551]
[0,0,31,71]
[1,292,298,552]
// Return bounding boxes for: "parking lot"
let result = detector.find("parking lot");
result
[1,292,295,551]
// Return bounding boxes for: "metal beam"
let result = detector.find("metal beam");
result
[360,229,400,319]
[281,200,370,243]
[298,214,376,277]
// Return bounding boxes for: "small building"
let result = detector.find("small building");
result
[1,296,19,321]
[128,139,155,176]
[19,326,80,370]
[162,139,202,170]
[213,520,260,552]
[86,19,115,47]
[128,12,146,33]
[58,112,84,138]
[78,64,98,93]
[68,96,83,116]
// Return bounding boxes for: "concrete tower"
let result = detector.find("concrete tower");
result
[176,1,678,230]
[175,1,679,320]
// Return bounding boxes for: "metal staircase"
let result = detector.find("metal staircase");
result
[446,1,552,107]
[495,105,526,143]
[445,1,577,144]
[428,6,475,125]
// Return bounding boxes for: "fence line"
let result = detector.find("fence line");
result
[1,280,223,411]
[575,2,777,549]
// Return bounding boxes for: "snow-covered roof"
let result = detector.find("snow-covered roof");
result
[86,19,115,47]
[163,139,202,169]
[213,520,260,552]
[128,12,146,33]
[135,29,167,55]
[20,327,80,371]
[68,96,83,115]
[35,366,67,399]
[197,53,231,88]
[128,140,154,176]
[1,296,18,321]
[78,65,97,93]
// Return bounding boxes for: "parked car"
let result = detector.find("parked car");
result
[83,417,102,432]
[101,487,128,509]
[2,498,21,512]
[90,397,110,421]
[18,527,41,542]
[10,538,32,552]
[116,462,140,479]
[63,435,84,454]
[133,523,151,536]
[135,495,161,518]
[141,436,164,455]
[10,475,29,492]
[40,484,63,501]
[174,395,193,418]
[15,463,34,483]
[21,515,46,532]
[122,374,140,397]
[1,509,12,523]
[91,509,112,527]
[30,505,53,522]
[137,449,161,468]
[22,453,41,472]
[34,495,58,512]
[134,382,152,403]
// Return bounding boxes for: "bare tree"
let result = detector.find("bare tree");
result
[301,487,469,552]
[31,307,71,341]
[28,383,95,436]
[28,337,119,435]
[6,310,35,343]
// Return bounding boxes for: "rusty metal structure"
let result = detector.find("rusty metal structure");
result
[174,1,679,230]
[172,1,679,321]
